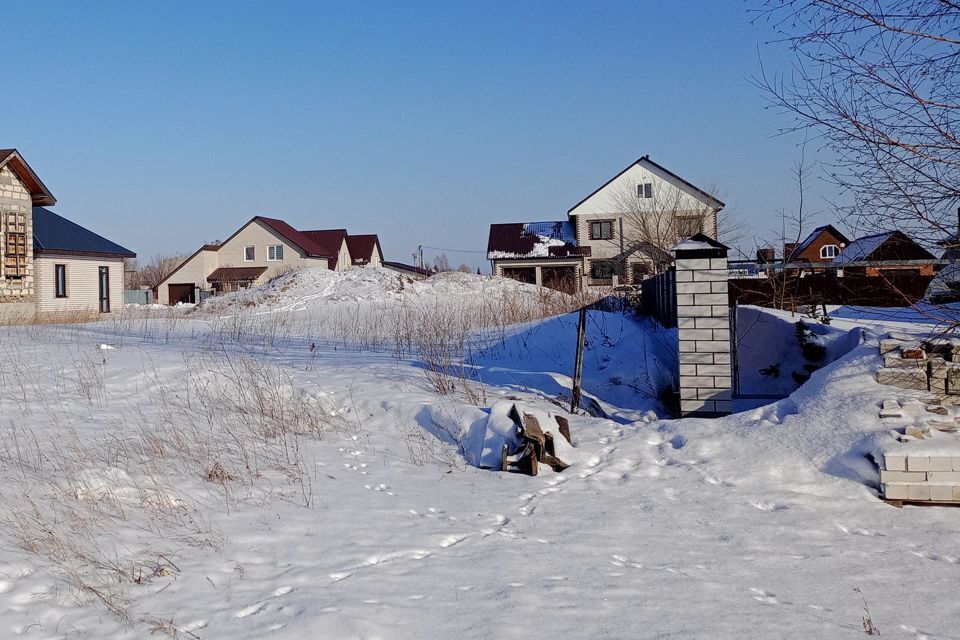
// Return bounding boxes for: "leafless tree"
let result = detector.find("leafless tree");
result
[137,253,184,289]
[606,181,733,275]
[755,0,960,244]
[430,254,451,272]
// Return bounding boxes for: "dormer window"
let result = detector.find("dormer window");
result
[637,183,653,199]
[820,244,840,259]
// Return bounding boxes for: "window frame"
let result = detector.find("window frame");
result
[675,215,704,240]
[243,245,255,262]
[4,232,28,278]
[589,259,617,281]
[55,263,67,298]
[267,244,284,261]
[589,220,614,240]
[637,182,653,199]
[820,244,840,259]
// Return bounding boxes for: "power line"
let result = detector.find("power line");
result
[419,245,487,254]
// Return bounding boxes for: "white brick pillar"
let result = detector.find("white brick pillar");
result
[673,235,732,417]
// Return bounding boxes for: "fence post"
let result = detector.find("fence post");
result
[673,234,732,417]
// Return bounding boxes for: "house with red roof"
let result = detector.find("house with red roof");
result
[155,217,383,305]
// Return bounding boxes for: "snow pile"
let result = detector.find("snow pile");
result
[199,266,574,315]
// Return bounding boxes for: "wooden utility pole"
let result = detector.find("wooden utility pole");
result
[570,306,587,414]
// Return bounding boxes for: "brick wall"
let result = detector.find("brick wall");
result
[676,249,732,417]
[0,165,34,302]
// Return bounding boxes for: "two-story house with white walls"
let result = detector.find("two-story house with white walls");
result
[567,156,724,288]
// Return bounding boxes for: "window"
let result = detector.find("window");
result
[590,221,614,240]
[267,244,284,261]
[637,182,653,199]
[55,264,67,298]
[244,245,255,262]
[590,260,617,280]
[4,232,27,277]
[820,244,840,259]
[675,215,704,239]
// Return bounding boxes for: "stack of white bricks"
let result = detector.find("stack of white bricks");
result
[676,251,731,417]
[880,451,960,503]
[875,336,960,396]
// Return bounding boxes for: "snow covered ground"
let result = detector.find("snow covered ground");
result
[0,270,958,639]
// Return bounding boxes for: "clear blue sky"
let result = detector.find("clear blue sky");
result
[2,1,817,269]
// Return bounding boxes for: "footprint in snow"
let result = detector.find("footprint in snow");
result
[749,588,779,605]
[750,501,788,512]
[236,601,268,618]
[439,534,468,548]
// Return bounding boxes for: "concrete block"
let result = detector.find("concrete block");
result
[947,368,960,394]
[953,457,960,471]
[680,328,715,341]
[930,485,955,502]
[676,281,713,295]
[680,387,699,399]
[708,258,727,270]
[679,364,697,376]
[694,293,728,306]
[677,294,695,307]
[908,484,931,501]
[675,258,711,270]
[696,364,730,376]
[679,375,715,388]
[883,354,924,370]
[694,316,728,330]
[681,399,710,413]
[710,281,728,294]
[880,338,903,354]
[679,340,697,353]
[695,340,731,352]
[927,471,960,483]
[712,329,730,342]
[954,486,960,501]
[678,317,697,329]
[929,457,954,472]
[691,269,728,282]
[679,352,714,364]
[882,483,909,500]
[698,388,730,401]
[713,352,731,365]
[675,270,693,282]
[713,376,731,389]
[677,304,712,317]
[875,367,928,390]
[883,454,906,471]
[710,305,730,317]
[907,456,932,471]
[879,469,927,483]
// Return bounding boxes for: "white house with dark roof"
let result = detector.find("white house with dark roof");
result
[0,149,135,320]
[487,156,724,291]
[155,216,384,305]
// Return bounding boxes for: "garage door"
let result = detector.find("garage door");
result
[167,283,196,305]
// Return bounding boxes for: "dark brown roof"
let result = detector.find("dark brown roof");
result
[0,149,56,206]
[345,234,383,265]
[256,217,334,258]
[302,229,348,269]
[207,266,268,282]
[487,222,588,259]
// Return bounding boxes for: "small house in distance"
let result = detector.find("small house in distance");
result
[834,230,936,275]
[155,216,384,304]
[787,224,849,263]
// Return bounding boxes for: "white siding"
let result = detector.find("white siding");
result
[217,220,328,275]
[35,256,125,315]
[334,239,351,272]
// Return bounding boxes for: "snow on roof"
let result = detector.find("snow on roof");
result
[487,221,582,260]
[833,231,894,264]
